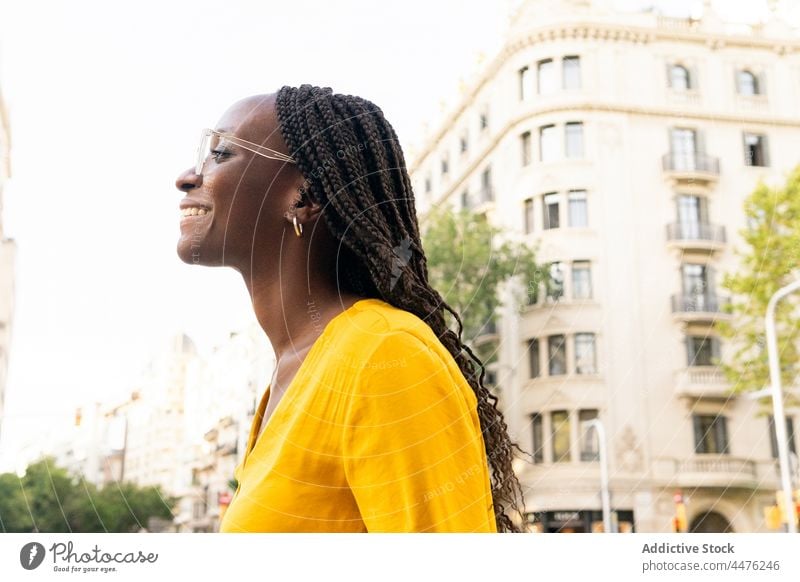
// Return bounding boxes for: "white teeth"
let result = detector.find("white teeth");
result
[181,207,210,217]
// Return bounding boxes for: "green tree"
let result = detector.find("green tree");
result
[421,207,546,362]
[718,164,800,403]
[0,456,176,532]
[0,472,34,531]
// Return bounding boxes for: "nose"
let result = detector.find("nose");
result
[176,167,203,192]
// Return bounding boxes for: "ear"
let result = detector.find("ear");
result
[294,196,324,224]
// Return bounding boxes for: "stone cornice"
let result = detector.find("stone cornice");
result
[409,21,800,174]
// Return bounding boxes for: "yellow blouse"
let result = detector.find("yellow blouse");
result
[219,297,497,533]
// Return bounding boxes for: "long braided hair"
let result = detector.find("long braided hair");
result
[274,84,528,532]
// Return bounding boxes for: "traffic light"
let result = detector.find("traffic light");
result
[772,490,800,528]
[764,505,782,530]
[673,491,688,532]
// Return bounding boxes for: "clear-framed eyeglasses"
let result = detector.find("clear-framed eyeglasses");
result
[195,128,296,175]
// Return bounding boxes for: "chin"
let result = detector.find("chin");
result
[177,239,212,267]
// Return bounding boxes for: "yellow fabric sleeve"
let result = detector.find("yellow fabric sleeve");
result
[341,330,497,532]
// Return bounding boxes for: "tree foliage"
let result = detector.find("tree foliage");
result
[0,456,176,532]
[421,207,546,361]
[718,165,800,401]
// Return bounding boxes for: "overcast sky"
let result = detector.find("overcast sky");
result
[0,0,795,472]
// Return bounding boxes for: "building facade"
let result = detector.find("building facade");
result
[0,89,16,445]
[410,0,800,532]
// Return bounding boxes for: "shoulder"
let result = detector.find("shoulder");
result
[338,299,477,410]
[337,298,447,359]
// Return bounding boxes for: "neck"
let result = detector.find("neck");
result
[238,246,349,362]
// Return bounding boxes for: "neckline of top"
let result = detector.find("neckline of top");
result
[243,297,383,464]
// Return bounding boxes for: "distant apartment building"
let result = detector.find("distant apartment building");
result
[177,322,273,532]
[0,89,16,444]
[410,0,800,532]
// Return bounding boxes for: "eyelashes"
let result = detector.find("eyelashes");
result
[211,148,233,163]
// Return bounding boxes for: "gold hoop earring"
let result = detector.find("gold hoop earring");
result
[293,215,303,237]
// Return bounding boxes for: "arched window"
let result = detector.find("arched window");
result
[670,64,690,90]
[737,69,759,95]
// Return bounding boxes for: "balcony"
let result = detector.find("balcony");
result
[671,293,731,322]
[672,455,758,488]
[674,366,732,399]
[662,152,720,187]
[666,222,726,252]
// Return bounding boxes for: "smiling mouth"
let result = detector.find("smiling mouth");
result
[180,207,212,219]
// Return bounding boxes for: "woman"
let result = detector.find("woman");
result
[174,85,527,532]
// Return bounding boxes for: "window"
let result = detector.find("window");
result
[519,65,532,100]
[551,410,571,462]
[579,409,599,461]
[521,131,532,166]
[693,414,729,454]
[424,176,431,194]
[548,334,567,376]
[686,335,720,367]
[524,197,535,234]
[737,69,759,96]
[572,261,592,299]
[563,56,581,90]
[537,59,555,95]
[479,108,489,131]
[669,64,690,90]
[768,415,798,459]
[743,133,769,167]
[543,192,560,229]
[539,124,557,162]
[528,338,540,378]
[461,189,470,210]
[677,195,708,238]
[480,167,493,202]
[575,333,597,374]
[531,413,544,463]
[565,122,584,158]
[568,189,588,227]
[681,263,713,311]
[546,262,564,301]
[670,128,697,170]
[460,132,469,154]
[441,156,449,176]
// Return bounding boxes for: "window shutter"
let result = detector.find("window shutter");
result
[695,129,705,154]
[689,66,698,90]
[692,415,704,453]
[666,63,673,87]
[734,69,741,94]
[711,336,721,363]
[718,416,730,455]
[761,134,770,167]
[757,71,767,96]
[698,196,709,224]
[685,335,693,366]
[769,415,778,459]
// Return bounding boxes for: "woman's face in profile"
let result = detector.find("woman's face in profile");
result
[174,95,298,270]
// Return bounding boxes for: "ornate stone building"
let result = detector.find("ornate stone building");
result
[410,0,800,532]
[0,89,16,444]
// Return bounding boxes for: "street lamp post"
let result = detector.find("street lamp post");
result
[765,279,800,534]
[584,419,613,533]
